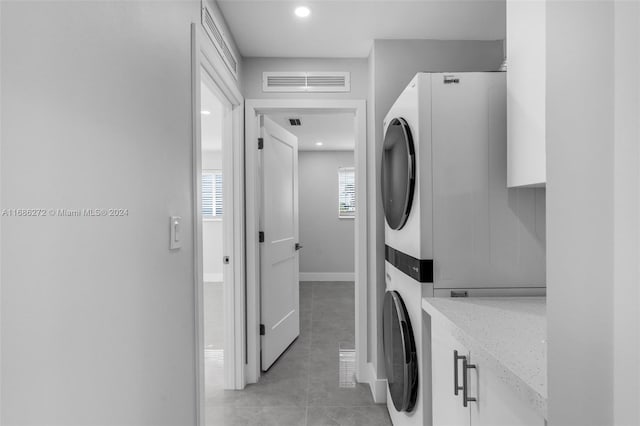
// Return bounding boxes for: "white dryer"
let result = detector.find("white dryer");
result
[381,74,433,264]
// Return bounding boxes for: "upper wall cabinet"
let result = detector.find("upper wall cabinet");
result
[507,0,546,187]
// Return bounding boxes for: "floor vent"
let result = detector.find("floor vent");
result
[201,4,238,80]
[289,118,302,126]
[263,72,351,93]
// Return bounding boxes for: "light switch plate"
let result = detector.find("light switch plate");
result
[170,216,182,250]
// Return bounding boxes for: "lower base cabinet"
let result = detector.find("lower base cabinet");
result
[431,317,545,426]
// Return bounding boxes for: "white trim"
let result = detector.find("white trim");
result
[201,2,238,79]
[191,23,245,426]
[245,99,368,385]
[299,272,355,282]
[365,362,388,404]
[0,2,3,420]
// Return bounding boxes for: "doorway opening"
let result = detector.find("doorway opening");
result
[269,111,358,382]
[265,111,359,382]
[191,23,246,426]
[200,73,229,396]
[244,99,370,395]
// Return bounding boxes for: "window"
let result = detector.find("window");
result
[338,167,355,218]
[202,171,223,219]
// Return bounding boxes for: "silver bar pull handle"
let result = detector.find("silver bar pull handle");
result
[463,358,477,407]
[454,350,465,396]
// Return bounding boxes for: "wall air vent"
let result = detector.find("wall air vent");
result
[289,118,302,126]
[263,72,351,93]
[201,3,239,80]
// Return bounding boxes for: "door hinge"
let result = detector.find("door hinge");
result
[259,231,264,243]
[258,137,264,150]
[260,324,265,335]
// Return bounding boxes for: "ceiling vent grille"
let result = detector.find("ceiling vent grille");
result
[263,72,351,93]
[289,118,302,126]
[201,4,238,80]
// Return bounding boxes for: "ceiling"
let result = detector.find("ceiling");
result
[201,81,223,152]
[267,113,355,151]
[217,0,506,58]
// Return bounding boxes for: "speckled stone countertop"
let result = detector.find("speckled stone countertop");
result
[422,297,547,419]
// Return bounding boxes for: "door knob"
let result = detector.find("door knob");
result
[295,243,303,251]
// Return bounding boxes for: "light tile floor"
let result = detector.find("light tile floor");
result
[205,281,392,425]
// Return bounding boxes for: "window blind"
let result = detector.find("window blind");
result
[202,171,223,219]
[214,172,223,216]
[338,167,355,218]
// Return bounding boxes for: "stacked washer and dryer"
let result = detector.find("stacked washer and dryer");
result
[381,72,546,426]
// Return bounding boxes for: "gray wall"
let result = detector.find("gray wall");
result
[0,1,241,424]
[298,151,355,275]
[367,39,505,376]
[546,2,640,425]
[241,57,369,99]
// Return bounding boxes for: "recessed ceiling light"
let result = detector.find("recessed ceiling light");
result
[315,142,323,146]
[294,6,311,18]
[201,110,211,115]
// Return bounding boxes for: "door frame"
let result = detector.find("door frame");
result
[245,99,368,387]
[191,23,245,426]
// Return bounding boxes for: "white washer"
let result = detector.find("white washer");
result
[383,263,432,426]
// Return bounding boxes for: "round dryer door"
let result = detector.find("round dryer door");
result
[381,117,415,230]
[382,290,418,412]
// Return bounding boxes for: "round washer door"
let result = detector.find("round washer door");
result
[381,117,415,230]
[382,290,418,412]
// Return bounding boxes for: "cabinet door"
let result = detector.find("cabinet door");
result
[431,318,471,426]
[506,0,546,187]
[469,359,545,426]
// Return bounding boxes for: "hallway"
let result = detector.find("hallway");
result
[206,282,391,425]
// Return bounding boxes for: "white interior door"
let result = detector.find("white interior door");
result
[259,115,300,371]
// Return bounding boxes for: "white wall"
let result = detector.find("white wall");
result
[367,39,505,376]
[613,2,640,423]
[241,57,369,99]
[545,1,640,424]
[202,151,223,282]
[298,151,355,278]
[0,1,241,424]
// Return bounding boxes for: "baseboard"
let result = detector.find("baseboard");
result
[204,273,223,283]
[364,362,387,404]
[299,272,355,282]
